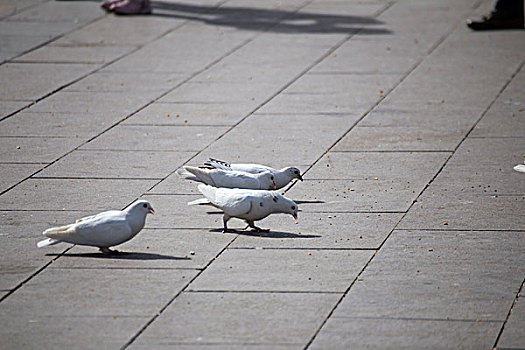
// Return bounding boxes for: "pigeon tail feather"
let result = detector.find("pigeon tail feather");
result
[43,224,76,240]
[204,158,231,171]
[37,238,61,248]
[182,166,216,186]
[188,198,212,206]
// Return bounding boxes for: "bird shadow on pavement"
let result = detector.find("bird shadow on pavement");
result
[151,1,391,35]
[209,228,321,239]
[46,252,190,260]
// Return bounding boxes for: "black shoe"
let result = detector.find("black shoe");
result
[467,11,524,30]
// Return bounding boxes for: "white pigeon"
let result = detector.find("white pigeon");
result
[514,163,525,173]
[177,166,277,190]
[37,200,155,253]
[188,184,298,232]
[203,158,303,189]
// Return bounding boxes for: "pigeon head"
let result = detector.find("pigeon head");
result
[258,171,277,190]
[127,200,155,215]
[272,194,298,220]
[283,167,303,181]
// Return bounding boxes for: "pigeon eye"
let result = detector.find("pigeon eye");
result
[271,176,274,180]
[143,203,148,208]
[291,206,296,210]
[294,171,299,174]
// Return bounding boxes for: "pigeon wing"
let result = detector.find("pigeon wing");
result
[198,185,253,216]
[66,213,132,247]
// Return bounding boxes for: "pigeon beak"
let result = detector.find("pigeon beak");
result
[293,213,298,220]
[149,208,155,214]
[273,182,277,190]
[298,175,303,181]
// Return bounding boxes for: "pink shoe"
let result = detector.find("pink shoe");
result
[101,0,123,11]
[111,0,152,15]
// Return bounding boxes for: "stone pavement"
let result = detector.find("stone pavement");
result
[1,0,524,348]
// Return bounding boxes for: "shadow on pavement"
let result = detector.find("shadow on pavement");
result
[46,252,190,260]
[209,228,321,238]
[152,1,391,35]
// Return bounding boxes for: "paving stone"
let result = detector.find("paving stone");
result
[0,21,76,38]
[0,210,93,239]
[231,212,403,249]
[471,68,525,138]
[26,90,158,116]
[306,151,449,180]
[331,230,525,321]
[0,0,46,19]
[0,63,97,101]
[0,178,158,211]
[333,124,465,151]
[0,315,149,350]
[0,236,67,292]
[141,194,222,229]
[80,125,229,152]
[131,344,295,350]
[0,111,125,138]
[398,192,525,231]
[0,34,55,62]
[36,149,193,179]
[0,163,42,193]
[0,267,197,316]
[121,101,246,126]
[310,317,499,350]
[198,113,362,166]
[15,44,133,64]
[64,71,187,93]
[188,248,373,292]
[0,136,83,163]
[7,0,103,23]
[51,228,236,270]
[133,292,340,346]
[498,294,525,349]
[0,100,31,121]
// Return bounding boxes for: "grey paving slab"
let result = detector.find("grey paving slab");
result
[0,111,125,138]
[131,344,295,350]
[0,210,93,239]
[80,125,229,152]
[498,293,525,349]
[141,194,222,229]
[64,71,187,93]
[133,292,340,346]
[0,236,67,292]
[231,212,403,250]
[0,100,31,120]
[7,0,103,23]
[26,90,158,116]
[52,228,236,269]
[188,248,373,292]
[0,178,158,211]
[36,149,193,179]
[0,315,149,350]
[471,67,525,138]
[399,192,525,231]
[310,317,499,350]
[14,44,133,64]
[331,230,525,321]
[0,63,97,101]
[306,151,450,180]
[0,20,76,38]
[122,101,246,126]
[198,113,362,166]
[0,267,197,316]
[0,163,41,193]
[0,0,46,19]
[0,136,83,163]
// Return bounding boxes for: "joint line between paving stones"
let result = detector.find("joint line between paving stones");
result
[493,277,525,348]
[302,9,504,349]
[0,245,74,303]
[186,290,343,294]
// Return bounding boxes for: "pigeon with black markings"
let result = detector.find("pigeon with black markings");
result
[37,200,155,253]
[177,166,277,190]
[203,158,303,189]
[188,184,298,232]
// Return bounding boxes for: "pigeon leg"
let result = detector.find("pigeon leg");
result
[99,247,122,254]
[246,220,270,233]
[222,216,236,233]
